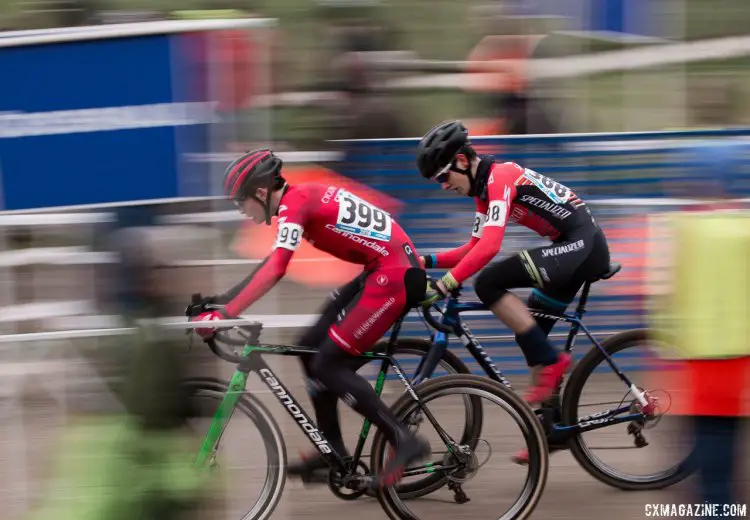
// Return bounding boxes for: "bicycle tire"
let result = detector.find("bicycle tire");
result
[372,374,548,520]
[561,328,696,491]
[184,378,288,520]
[369,339,484,500]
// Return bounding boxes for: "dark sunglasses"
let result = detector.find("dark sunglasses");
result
[433,162,453,183]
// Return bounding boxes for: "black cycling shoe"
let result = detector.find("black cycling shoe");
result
[288,452,329,484]
[376,435,431,489]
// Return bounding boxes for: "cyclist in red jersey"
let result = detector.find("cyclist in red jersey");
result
[417,121,611,462]
[191,149,430,487]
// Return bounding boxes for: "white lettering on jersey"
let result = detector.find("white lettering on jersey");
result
[519,194,572,220]
[472,212,487,238]
[321,186,337,204]
[335,190,392,242]
[274,222,304,251]
[541,239,585,258]
[503,184,512,201]
[324,224,389,257]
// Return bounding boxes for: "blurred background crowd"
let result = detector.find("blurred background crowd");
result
[1,1,750,520]
[3,0,750,148]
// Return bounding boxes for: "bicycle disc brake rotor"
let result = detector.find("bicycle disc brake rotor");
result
[628,388,671,430]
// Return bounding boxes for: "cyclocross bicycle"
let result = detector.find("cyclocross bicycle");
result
[407,262,695,494]
[184,294,549,520]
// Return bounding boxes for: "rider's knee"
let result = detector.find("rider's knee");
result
[475,269,508,307]
[475,255,531,307]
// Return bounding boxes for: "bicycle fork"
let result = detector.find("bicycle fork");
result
[194,370,249,469]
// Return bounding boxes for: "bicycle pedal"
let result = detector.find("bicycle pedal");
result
[297,471,328,485]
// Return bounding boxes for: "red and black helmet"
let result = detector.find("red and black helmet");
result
[223,148,284,224]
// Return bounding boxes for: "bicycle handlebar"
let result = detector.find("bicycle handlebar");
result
[202,326,263,364]
[186,292,264,364]
[420,276,460,335]
[420,303,455,334]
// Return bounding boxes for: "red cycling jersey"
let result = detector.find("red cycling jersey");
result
[435,160,598,284]
[223,184,420,355]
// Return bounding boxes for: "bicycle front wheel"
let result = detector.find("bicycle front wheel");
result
[372,374,548,520]
[367,339,484,500]
[184,378,287,520]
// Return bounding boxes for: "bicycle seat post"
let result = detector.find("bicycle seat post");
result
[384,313,406,355]
[574,281,593,317]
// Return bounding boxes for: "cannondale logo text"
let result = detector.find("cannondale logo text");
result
[325,224,389,256]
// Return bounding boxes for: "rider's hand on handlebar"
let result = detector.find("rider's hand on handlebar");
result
[193,310,225,338]
[421,273,460,306]
[185,293,229,338]
[185,294,218,318]
[421,278,448,306]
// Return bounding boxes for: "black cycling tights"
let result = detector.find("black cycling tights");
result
[298,339,406,456]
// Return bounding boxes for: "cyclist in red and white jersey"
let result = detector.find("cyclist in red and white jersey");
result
[192,148,430,486]
[417,121,611,457]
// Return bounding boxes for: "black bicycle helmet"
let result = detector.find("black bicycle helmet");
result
[223,148,284,224]
[416,120,470,179]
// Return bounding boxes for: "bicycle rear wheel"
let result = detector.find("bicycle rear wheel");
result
[372,374,548,520]
[184,378,287,520]
[561,329,696,490]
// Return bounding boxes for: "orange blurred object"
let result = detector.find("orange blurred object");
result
[232,164,404,288]
[600,216,649,296]
[652,358,750,417]
[464,35,542,95]
[463,118,505,138]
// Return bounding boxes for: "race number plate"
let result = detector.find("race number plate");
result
[335,191,392,241]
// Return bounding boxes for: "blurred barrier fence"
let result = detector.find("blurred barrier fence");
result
[2,129,750,371]
[0,129,750,340]
[0,18,275,211]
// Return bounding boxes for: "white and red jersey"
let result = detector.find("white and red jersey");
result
[223,183,418,317]
[436,160,599,284]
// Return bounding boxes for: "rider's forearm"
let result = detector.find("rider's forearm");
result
[216,263,266,304]
[448,227,503,284]
[433,239,478,269]
[221,248,294,317]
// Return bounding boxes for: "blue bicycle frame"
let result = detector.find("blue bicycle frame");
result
[413,279,649,436]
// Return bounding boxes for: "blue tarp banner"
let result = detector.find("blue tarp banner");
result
[0,29,215,210]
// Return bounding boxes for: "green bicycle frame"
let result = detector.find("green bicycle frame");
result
[193,341,456,475]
